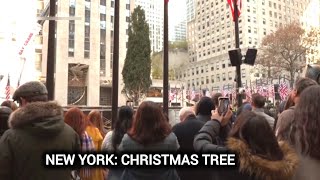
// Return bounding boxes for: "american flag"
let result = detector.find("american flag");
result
[232,88,237,100]
[245,87,252,99]
[279,82,289,100]
[268,84,274,98]
[5,75,10,100]
[227,0,242,21]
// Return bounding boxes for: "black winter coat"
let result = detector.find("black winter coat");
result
[172,115,205,180]
[0,101,80,180]
[193,120,299,180]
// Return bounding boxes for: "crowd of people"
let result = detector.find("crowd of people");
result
[0,64,319,180]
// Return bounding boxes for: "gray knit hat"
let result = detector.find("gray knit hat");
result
[305,64,320,85]
[12,81,48,101]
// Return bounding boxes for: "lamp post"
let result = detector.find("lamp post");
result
[46,0,56,100]
[111,0,120,127]
[163,0,169,115]
[233,0,242,108]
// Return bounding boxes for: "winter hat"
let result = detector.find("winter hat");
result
[305,64,320,85]
[12,81,48,101]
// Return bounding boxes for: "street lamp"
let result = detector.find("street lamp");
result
[228,48,257,107]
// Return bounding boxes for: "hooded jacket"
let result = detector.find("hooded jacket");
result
[0,101,80,180]
[226,138,298,180]
[194,120,299,180]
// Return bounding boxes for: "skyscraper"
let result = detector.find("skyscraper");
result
[177,0,312,91]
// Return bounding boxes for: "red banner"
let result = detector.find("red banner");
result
[227,0,242,21]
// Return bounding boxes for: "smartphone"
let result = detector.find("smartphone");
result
[218,97,230,116]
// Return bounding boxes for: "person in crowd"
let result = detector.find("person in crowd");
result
[0,106,12,137]
[194,111,298,180]
[172,107,204,180]
[304,64,320,84]
[251,93,275,128]
[172,107,202,151]
[1,100,18,111]
[0,81,80,180]
[87,110,107,138]
[65,107,95,180]
[178,107,194,122]
[236,101,252,116]
[119,101,180,180]
[101,106,134,180]
[195,96,215,124]
[86,110,104,180]
[289,85,320,180]
[276,78,317,141]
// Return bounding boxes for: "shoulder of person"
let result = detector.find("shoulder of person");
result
[164,132,178,143]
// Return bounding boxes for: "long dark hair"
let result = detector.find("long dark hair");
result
[112,106,134,150]
[291,85,320,160]
[230,111,284,161]
[128,101,171,145]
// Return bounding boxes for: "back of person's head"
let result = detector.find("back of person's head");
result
[304,64,320,84]
[230,111,284,161]
[294,78,318,97]
[292,85,320,160]
[12,81,48,105]
[178,107,195,122]
[129,101,171,145]
[0,106,12,136]
[251,93,265,108]
[1,100,18,111]
[87,110,105,137]
[211,93,222,108]
[236,102,252,116]
[112,106,134,150]
[195,97,214,116]
[64,107,86,136]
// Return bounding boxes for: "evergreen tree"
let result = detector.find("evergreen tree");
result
[122,6,151,105]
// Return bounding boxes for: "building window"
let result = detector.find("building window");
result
[222,73,226,81]
[126,16,130,22]
[126,4,130,10]
[111,1,114,7]
[68,20,75,57]
[84,25,90,58]
[222,64,226,68]
[100,0,106,6]
[228,71,232,80]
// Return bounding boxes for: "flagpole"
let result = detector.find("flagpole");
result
[163,0,169,115]
[233,0,242,108]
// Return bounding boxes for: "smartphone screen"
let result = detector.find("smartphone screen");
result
[218,97,230,116]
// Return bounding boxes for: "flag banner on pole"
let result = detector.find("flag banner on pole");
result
[5,75,10,100]
[227,0,242,21]
[268,84,274,98]
[279,82,289,101]
[18,23,42,57]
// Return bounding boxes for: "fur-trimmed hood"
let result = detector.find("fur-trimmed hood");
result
[8,101,65,136]
[226,137,299,180]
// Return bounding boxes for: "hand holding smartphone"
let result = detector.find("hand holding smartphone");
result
[218,97,230,116]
